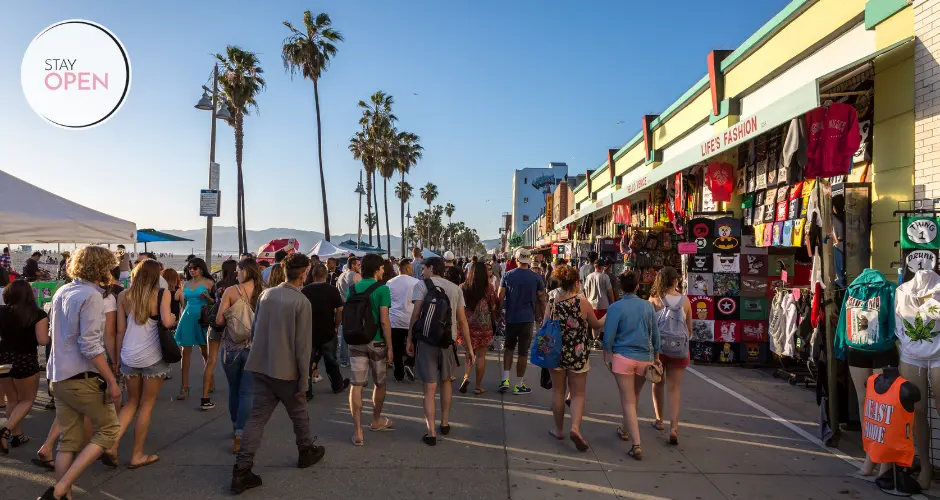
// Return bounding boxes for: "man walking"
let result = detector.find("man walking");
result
[490,255,502,283]
[345,254,394,445]
[579,252,598,288]
[301,264,350,400]
[584,258,615,339]
[40,246,122,500]
[335,257,362,367]
[411,247,425,280]
[387,258,419,381]
[498,248,547,395]
[407,257,473,445]
[326,257,341,287]
[231,253,325,495]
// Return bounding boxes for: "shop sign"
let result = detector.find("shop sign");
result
[199,189,220,217]
[678,242,699,254]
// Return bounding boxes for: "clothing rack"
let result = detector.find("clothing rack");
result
[770,285,818,388]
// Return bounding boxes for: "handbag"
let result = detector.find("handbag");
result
[223,285,255,346]
[156,289,182,364]
[644,309,664,384]
[540,367,553,390]
[529,299,562,369]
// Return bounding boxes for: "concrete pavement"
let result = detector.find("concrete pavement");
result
[0,352,914,499]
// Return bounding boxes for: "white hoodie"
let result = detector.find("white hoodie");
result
[896,270,940,362]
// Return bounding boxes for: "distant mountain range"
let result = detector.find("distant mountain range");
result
[139,226,500,257]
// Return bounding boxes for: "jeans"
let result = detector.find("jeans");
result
[391,328,415,381]
[310,338,345,393]
[221,348,253,435]
[336,326,350,365]
[236,372,314,470]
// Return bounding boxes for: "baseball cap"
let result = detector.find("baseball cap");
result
[514,248,532,265]
[443,251,456,262]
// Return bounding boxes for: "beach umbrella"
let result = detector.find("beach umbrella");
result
[421,249,440,259]
[309,239,363,259]
[257,238,300,264]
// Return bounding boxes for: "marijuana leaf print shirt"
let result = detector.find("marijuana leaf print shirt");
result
[896,270,940,363]
[834,269,897,360]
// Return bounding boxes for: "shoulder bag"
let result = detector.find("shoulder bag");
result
[644,308,664,384]
[224,285,255,346]
[156,289,182,364]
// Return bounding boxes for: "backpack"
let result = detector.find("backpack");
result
[341,282,382,346]
[413,278,453,347]
[657,295,690,358]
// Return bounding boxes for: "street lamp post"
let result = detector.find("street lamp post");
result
[194,64,232,269]
[405,204,412,250]
[355,171,366,250]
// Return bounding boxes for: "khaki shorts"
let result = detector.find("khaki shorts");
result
[349,341,388,387]
[51,377,119,452]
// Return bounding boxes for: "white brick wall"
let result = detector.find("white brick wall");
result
[916,0,940,199]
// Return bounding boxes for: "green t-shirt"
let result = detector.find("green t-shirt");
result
[347,278,392,341]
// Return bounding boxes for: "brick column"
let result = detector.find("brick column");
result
[916,0,940,200]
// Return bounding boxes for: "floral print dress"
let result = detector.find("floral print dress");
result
[461,285,500,351]
[554,295,591,371]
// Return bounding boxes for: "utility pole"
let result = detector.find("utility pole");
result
[205,64,219,269]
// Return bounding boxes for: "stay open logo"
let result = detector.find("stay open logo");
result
[21,20,131,129]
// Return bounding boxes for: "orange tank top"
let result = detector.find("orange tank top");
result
[862,374,915,467]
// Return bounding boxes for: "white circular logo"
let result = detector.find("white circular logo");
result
[906,250,937,273]
[907,219,938,244]
[21,20,131,129]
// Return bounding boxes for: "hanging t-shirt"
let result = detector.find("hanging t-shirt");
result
[688,254,713,273]
[776,201,788,222]
[688,218,715,254]
[792,218,806,247]
[782,220,794,246]
[740,298,768,321]
[902,249,939,283]
[712,218,741,253]
[705,162,734,202]
[688,273,713,296]
[754,224,766,247]
[713,254,740,273]
[763,224,774,247]
[743,254,768,277]
[805,102,861,179]
[901,216,940,250]
[689,295,714,320]
[715,297,740,321]
[772,222,785,246]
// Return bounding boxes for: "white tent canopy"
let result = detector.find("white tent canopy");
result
[0,169,137,244]
[309,240,365,259]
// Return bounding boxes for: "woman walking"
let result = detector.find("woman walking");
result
[602,271,661,460]
[547,266,605,452]
[200,260,236,409]
[458,262,500,395]
[174,258,214,407]
[163,268,182,322]
[216,258,262,454]
[648,267,692,445]
[103,260,176,468]
[0,280,50,452]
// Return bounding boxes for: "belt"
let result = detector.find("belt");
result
[373,342,387,347]
[64,371,101,381]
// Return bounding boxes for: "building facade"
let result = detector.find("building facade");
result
[510,162,569,236]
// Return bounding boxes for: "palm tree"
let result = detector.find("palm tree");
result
[394,131,422,257]
[364,213,377,238]
[445,203,455,226]
[216,46,266,254]
[395,180,413,254]
[357,91,396,248]
[420,183,438,248]
[378,124,397,255]
[348,130,374,244]
[282,11,343,242]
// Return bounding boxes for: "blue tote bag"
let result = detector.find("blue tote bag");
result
[530,299,562,369]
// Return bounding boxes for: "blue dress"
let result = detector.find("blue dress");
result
[175,284,209,347]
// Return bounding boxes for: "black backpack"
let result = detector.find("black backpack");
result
[341,282,382,346]
[413,278,453,347]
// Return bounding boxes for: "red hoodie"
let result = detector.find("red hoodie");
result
[804,102,860,179]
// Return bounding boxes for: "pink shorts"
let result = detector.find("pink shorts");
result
[607,353,652,375]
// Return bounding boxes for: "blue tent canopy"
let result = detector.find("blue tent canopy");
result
[339,239,386,255]
[136,229,193,244]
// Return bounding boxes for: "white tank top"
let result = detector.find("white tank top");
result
[121,313,163,368]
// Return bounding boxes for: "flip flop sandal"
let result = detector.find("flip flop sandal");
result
[616,426,630,441]
[474,387,487,395]
[100,451,119,468]
[570,432,590,452]
[549,429,565,440]
[440,424,451,435]
[369,418,393,432]
[351,435,364,447]
[422,434,437,446]
[651,420,665,431]
[668,431,679,446]
[31,457,55,470]
[127,455,160,470]
[11,434,31,447]
[627,444,643,461]
[458,378,470,394]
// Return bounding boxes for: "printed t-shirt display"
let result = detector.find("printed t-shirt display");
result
[894,270,940,366]
[834,269,897,360]
[805,102,861,179]
[705,162,734,202]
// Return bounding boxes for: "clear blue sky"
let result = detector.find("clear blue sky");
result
[1,1,791,241]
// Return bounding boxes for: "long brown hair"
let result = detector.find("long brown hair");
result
[163,268,181,291]
[462,262,490,310]
[650,266,680,298]
[267,261,287,287]
[238,258,264,309]
[126,260,161,325]
[2,280,41,328]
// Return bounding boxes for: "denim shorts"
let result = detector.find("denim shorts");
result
[121,360,171,378]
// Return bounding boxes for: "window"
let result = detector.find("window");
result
[523,215,530,222]
[523,197,529,203]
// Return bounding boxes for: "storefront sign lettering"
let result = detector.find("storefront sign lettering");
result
[625,177,647,195]
[700,116,758,158]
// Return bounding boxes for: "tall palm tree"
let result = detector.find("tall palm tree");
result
[420,183,438,249]
[445,203,455,226]
[348,129,374,244]
[357,91,396,249]
[216,46,266,254]
[378,124,398,255]
[282,11,343,242]
[394,131,422,257]
[364,212,377,234]
[395,180,413,254]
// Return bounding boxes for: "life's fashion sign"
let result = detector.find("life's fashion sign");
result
[21,20,131,129]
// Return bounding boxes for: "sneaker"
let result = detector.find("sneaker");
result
[404,366,416,382]
[333,378,351,394]
[513,384,532,395]
[200,398,215,410]
[297,443,326,469]
[340,361,350,368]
[312,375,323,384]
[498,379,511,393]
[231,466,262,494]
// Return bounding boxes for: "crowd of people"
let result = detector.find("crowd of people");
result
[0,243,694,498]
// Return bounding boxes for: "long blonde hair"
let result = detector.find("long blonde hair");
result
[126,260,161,325]
[267,262,286,287]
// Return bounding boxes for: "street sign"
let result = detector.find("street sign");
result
[209,162,220,190]
[200,189,220,217]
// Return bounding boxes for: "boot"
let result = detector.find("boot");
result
[231,465,262,494]
[297,444,325,469]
